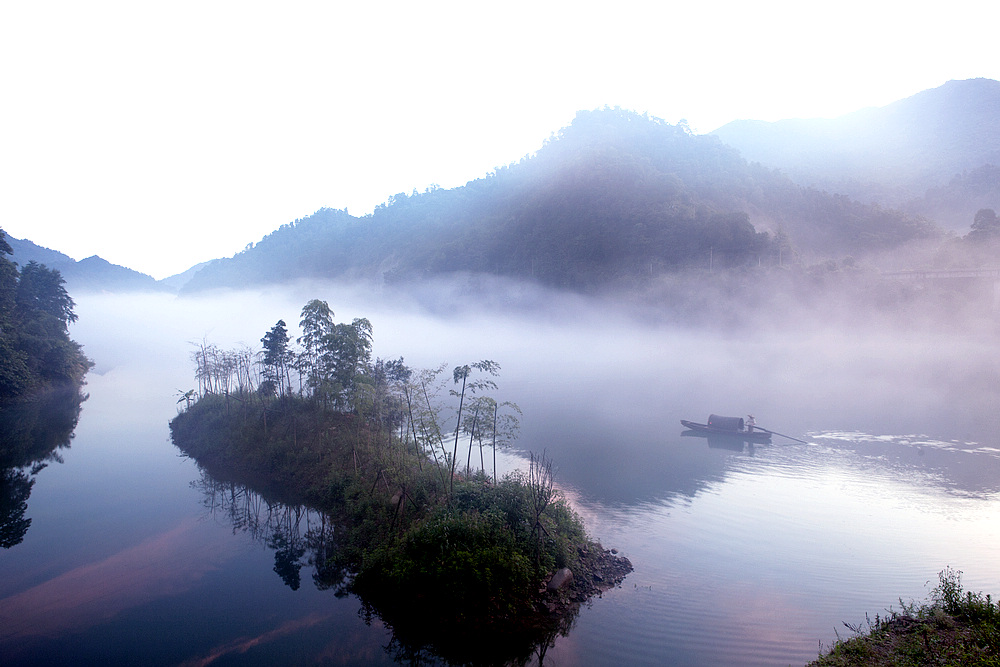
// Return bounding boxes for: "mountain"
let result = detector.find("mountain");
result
[6,236,165,293]
[158,261,215,291]
[711,78,1000,231]
[183,108,935,293]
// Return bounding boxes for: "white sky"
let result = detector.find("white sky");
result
[2,1,997,279]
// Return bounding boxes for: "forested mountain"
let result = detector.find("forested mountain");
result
[183,108,935,292]
[6,236,164,293]
[712,78,1000,231]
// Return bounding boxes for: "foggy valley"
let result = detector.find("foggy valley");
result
[4,79,1000,666]
[4,274,995,665]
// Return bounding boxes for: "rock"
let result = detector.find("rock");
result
[547,567,574,591]
[610,548,618,554]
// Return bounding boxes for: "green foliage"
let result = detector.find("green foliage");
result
[0,229,91,403]
[171,388,593,622]
[811,568,1000,666]
[181,109,939,294]
[357,505,536,621]
[260,319,292,395]
[933,568,1000,640]
[170,300,624,654]
[967,208,1000,241]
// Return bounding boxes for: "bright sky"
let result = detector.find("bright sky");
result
[2,1,997,279]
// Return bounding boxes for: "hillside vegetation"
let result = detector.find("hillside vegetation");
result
[183,108,937,293]
[0,229,92,403]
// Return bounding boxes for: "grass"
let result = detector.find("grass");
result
[810,568,1000,666]
[169,392,631,635]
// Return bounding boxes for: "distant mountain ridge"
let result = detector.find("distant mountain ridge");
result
[712,78,1000,230]
[6,236,165,293]
[181,107,935,293]
[18,80,995,294]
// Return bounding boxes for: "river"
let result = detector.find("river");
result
[2,284,999,666]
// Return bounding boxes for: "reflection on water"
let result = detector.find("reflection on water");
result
[809,430,1000,498]
[542,429,1000,666]
[191,468,577,666]
[3,289,1000,665]
[193,472,348,594]
[0,386,84,549]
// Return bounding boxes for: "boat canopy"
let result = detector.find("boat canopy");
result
[707,414,744,431]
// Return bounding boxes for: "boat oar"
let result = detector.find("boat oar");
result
[754,426,809,444]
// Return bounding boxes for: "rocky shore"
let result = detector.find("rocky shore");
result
[540,545,634,615]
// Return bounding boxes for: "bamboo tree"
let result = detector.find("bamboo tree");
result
[464,402,481,476]
[492,400,521,484]
[419,367,451,489]
[449,360,499,495]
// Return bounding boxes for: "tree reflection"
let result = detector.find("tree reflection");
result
[192,472,349,595]
[0,468,34,548]
[0,385,85,548]
[371,600,576,667]
[191,469,581,665]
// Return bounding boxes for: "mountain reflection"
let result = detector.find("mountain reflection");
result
[192,468,578,665]
[0,385,85,549]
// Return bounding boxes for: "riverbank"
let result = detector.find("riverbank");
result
[169,391,632,660]
[809,569,1000,666]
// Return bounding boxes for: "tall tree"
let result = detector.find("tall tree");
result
[0,247,90,401]
[325,317,373,408]
[967,208,999,241]
[449,360,499,494]
[0,230,30,399]
[15,261,77,330]
[261,320,293,396]
[298,300,335,401]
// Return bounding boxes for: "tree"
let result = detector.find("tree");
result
[0,247,90,401]
[261,320,293,396]
[0,469,34,549]
[15,261,77,330]
[967,208,999,241]
[527,451,555,565]
[0,229,16,315]
[0,229,29,399]
[460,395,521,479]
[449,361,500,494]
[324,318,373,408]
[298,300,335,400]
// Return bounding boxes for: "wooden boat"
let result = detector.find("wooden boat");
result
[680,415,772,443]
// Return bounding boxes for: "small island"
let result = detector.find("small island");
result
[169,299,632,662]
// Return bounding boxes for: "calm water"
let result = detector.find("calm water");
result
[2,287,999,666]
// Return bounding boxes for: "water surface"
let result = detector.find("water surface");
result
[2,286,998,665]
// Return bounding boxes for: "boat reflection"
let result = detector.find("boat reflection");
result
[680,429,761,452]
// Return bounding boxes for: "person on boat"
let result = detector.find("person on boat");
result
[746,415,755,433]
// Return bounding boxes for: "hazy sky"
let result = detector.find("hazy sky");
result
[2,1,997,279]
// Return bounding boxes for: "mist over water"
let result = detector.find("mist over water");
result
[3,277,999,665]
